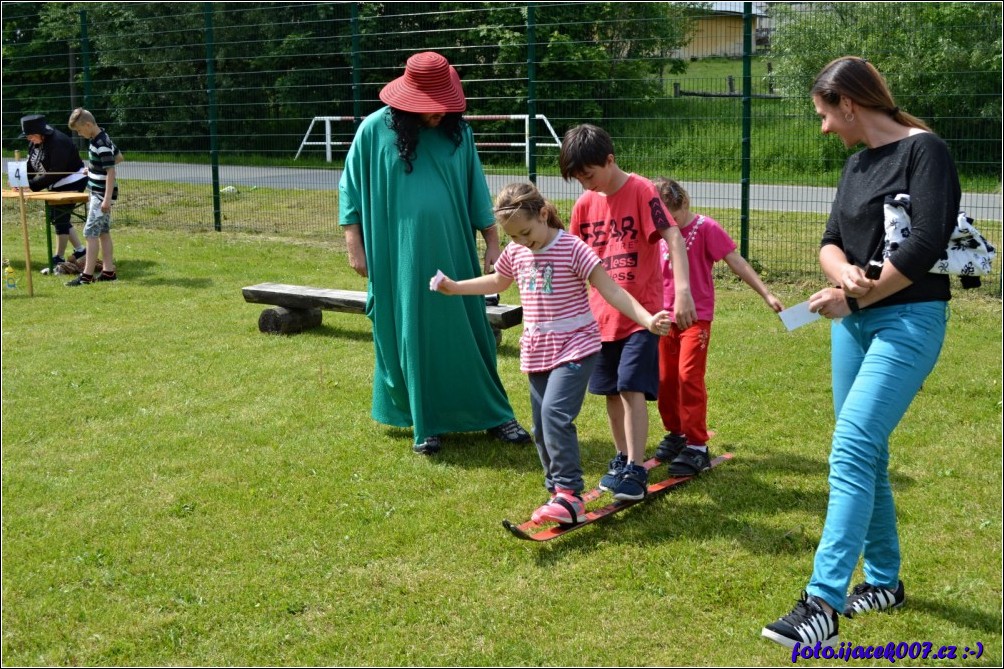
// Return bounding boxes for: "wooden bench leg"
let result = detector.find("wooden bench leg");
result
[492,327,503,349]
[258,306,323,335]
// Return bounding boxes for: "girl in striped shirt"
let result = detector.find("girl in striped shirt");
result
[431,182,670,525]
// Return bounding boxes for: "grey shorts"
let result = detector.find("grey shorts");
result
[83,194,112,238]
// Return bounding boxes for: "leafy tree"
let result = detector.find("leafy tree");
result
[210,3,356,151]
[767,2,1002,173]
[2,2,81,149]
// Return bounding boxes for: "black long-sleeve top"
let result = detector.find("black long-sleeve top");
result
[821,132,961,306]
[27,128,85,192]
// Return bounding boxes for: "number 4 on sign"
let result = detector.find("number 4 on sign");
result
[8,160,29,188]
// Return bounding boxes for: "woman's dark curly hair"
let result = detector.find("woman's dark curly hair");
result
[387,109,466,173]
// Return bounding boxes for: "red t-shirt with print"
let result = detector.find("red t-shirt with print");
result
[569,173,676,342]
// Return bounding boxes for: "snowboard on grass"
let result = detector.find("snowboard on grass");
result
[503,452,732,542]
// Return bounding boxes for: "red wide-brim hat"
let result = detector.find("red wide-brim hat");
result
[379,51,467,114]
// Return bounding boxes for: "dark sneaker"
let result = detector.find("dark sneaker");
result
[598,452,627,491]
[762,592,839,649]
[97,271,118,282]
[612,463,648,501]
[667,446,712,477]
[71,249,87,262]
[531,490,585,525]
[65,274,94,286]
[413,435,442,455]
[843,580,905,618]
[488,419,531,444]
[655,432,687,462]
[51,255,66,265]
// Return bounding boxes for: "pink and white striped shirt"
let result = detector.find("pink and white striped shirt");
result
[495,230,603,373]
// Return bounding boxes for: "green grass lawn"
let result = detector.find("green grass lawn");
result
[1,219,1001,666]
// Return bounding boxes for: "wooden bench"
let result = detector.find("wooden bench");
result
[242,282,523,346]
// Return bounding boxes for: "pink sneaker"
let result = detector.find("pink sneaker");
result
[531,489,585,525]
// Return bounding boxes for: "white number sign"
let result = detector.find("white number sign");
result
[7,161,29,188]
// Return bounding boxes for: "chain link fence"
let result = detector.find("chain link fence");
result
[3,2,1001,290]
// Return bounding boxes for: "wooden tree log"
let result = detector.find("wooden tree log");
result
[258,306,322,335]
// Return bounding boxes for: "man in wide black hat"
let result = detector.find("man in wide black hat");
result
[19,113,89,265]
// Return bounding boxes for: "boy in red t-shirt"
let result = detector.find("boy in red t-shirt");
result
[559,124,697,501]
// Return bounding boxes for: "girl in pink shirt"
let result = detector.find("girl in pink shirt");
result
[653,178,784,476]
[431,182,670,525]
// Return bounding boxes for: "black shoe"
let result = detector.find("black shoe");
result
[71,249,87,262]
[667,446,711,476]
[97,271,118,282]
[51,255,66,265]
[488,419,531,444]
[413,435,442,455]
[65,273,94,286]
[762,592,839,649]
[654,432,686,462]
[843,580,905,618]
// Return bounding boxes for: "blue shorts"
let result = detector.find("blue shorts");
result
[588,329,660,400]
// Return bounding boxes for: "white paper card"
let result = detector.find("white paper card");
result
[7,161,29,188]
[779,301,821,331]
[429,269,446,291]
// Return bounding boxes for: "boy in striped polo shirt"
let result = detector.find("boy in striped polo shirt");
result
[65,108,122,286]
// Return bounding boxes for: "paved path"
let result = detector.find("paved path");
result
[8,159,1000,221]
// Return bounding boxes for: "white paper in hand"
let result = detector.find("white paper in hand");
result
[429,269,446,291]
[779,301,821,331]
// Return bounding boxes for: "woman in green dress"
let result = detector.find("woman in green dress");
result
[339,51,530,454]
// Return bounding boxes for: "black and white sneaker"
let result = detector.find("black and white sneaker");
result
[761,591,839,649]
[843,580,905,618]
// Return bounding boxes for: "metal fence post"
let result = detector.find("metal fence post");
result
[204,3,222,232]
[79,10,92,110]
[526,2,537,184]
[351,3,362,129]
[740,2,753,260]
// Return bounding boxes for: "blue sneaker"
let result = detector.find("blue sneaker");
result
[598,452,627,491]
[612,463,648,501]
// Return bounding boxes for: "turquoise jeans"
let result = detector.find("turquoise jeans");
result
[807,301,948,611]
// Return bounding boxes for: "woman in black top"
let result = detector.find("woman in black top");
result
[762,57,959,650]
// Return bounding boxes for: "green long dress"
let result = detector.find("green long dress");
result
[338,107,516,443]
